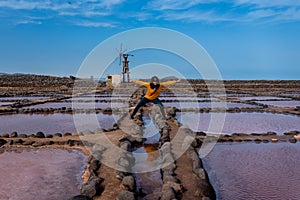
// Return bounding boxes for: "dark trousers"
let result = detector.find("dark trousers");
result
[131,97,166,119]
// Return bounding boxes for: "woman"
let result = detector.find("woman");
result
[130,76,180,119]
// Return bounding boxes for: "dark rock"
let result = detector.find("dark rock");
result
[32,141,44,147]
[89,159,100,172]
[121,176,136,192]
[10,131,18,138]
[53,133,62,137]
[289,138,297,143]
[0,139,7,146]
[80,177,103,198]
[284,131,299,136]
[116,190,135,200]
[266,132,277,136]
[254,139,262,144]
[251,133,262,136]
[19,134,27,138]
[63,132,72,137]
[70,195,92,200]
[36,131,45,138]
[23,140,34,145]
[161,188,176,200]
[13,139,23,144]
[2,133,9,138]
[29,134,36,138]
[44,141,54,145]
[46,134,53,138]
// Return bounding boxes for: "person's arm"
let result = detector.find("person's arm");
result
[161,79,181,87]
[131,80,149,87]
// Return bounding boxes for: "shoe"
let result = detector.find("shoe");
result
[130,115,134,119]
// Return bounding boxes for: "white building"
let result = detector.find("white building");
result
[106,74,121,87]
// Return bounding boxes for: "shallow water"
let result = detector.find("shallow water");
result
[25,102,127,109]
[202,143,300,200]
[160,97,217,101]
[163,102,258,109]
[0,102,13,106]
[0,148,86,200]
[238,96,291,100]
[177,112,300,134]
[0,113,119,135]
[132,118,162,199]
[256,100,300,108]
[0,96,51,101]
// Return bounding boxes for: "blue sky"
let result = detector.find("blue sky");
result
[0,0,300,79]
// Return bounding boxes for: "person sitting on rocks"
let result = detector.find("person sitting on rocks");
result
[130,76,180,119]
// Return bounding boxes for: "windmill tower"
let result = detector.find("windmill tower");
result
[116,44,133,82]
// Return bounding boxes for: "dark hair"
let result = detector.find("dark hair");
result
[151,76,159,83]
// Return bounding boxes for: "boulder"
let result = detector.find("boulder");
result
[23,140,34,145]
[0,139,7,146]
[53,133,62,137]
[10,131,18,138]
[162,181,183,194]
[284,131,299,136]
[13,139,23,144]
[116,190,135,200]
[289,138,297,144]
[89,159,100,172]
[36,131,45,138]
[32,141,44,147]
[80,177,103,198]
[19,134,27,138]
[63,132,72,137]
[121,175,136,192]
[1,133,9,138]
[45,134,53,138]
[161,188,176,200]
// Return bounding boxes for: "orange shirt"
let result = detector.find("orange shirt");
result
[133,80,176,100]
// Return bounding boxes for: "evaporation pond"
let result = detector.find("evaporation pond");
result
[0,148,86,200]
[177,112,300,134]
[202,142,300,200]
[0,113,119,134]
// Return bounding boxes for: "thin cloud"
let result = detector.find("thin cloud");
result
[159,10,233,23]
[146,0,219,11]
[74,21,116,28]
[233,0,300,8]
[15,19,42,25]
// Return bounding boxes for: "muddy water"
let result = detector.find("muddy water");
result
[256,100,300,108]
[0,148,86,200]
[177,112,300,134]
[163,102,259,109]
[0,113,119,134]
[132,118,163,199]
[202,143,300,200]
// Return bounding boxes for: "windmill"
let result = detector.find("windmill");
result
[115,43,133,83]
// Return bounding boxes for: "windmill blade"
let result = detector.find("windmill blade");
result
[115,43,128,66]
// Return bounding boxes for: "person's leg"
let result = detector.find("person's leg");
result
[131,97,149,119]
[152,98,166,119]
